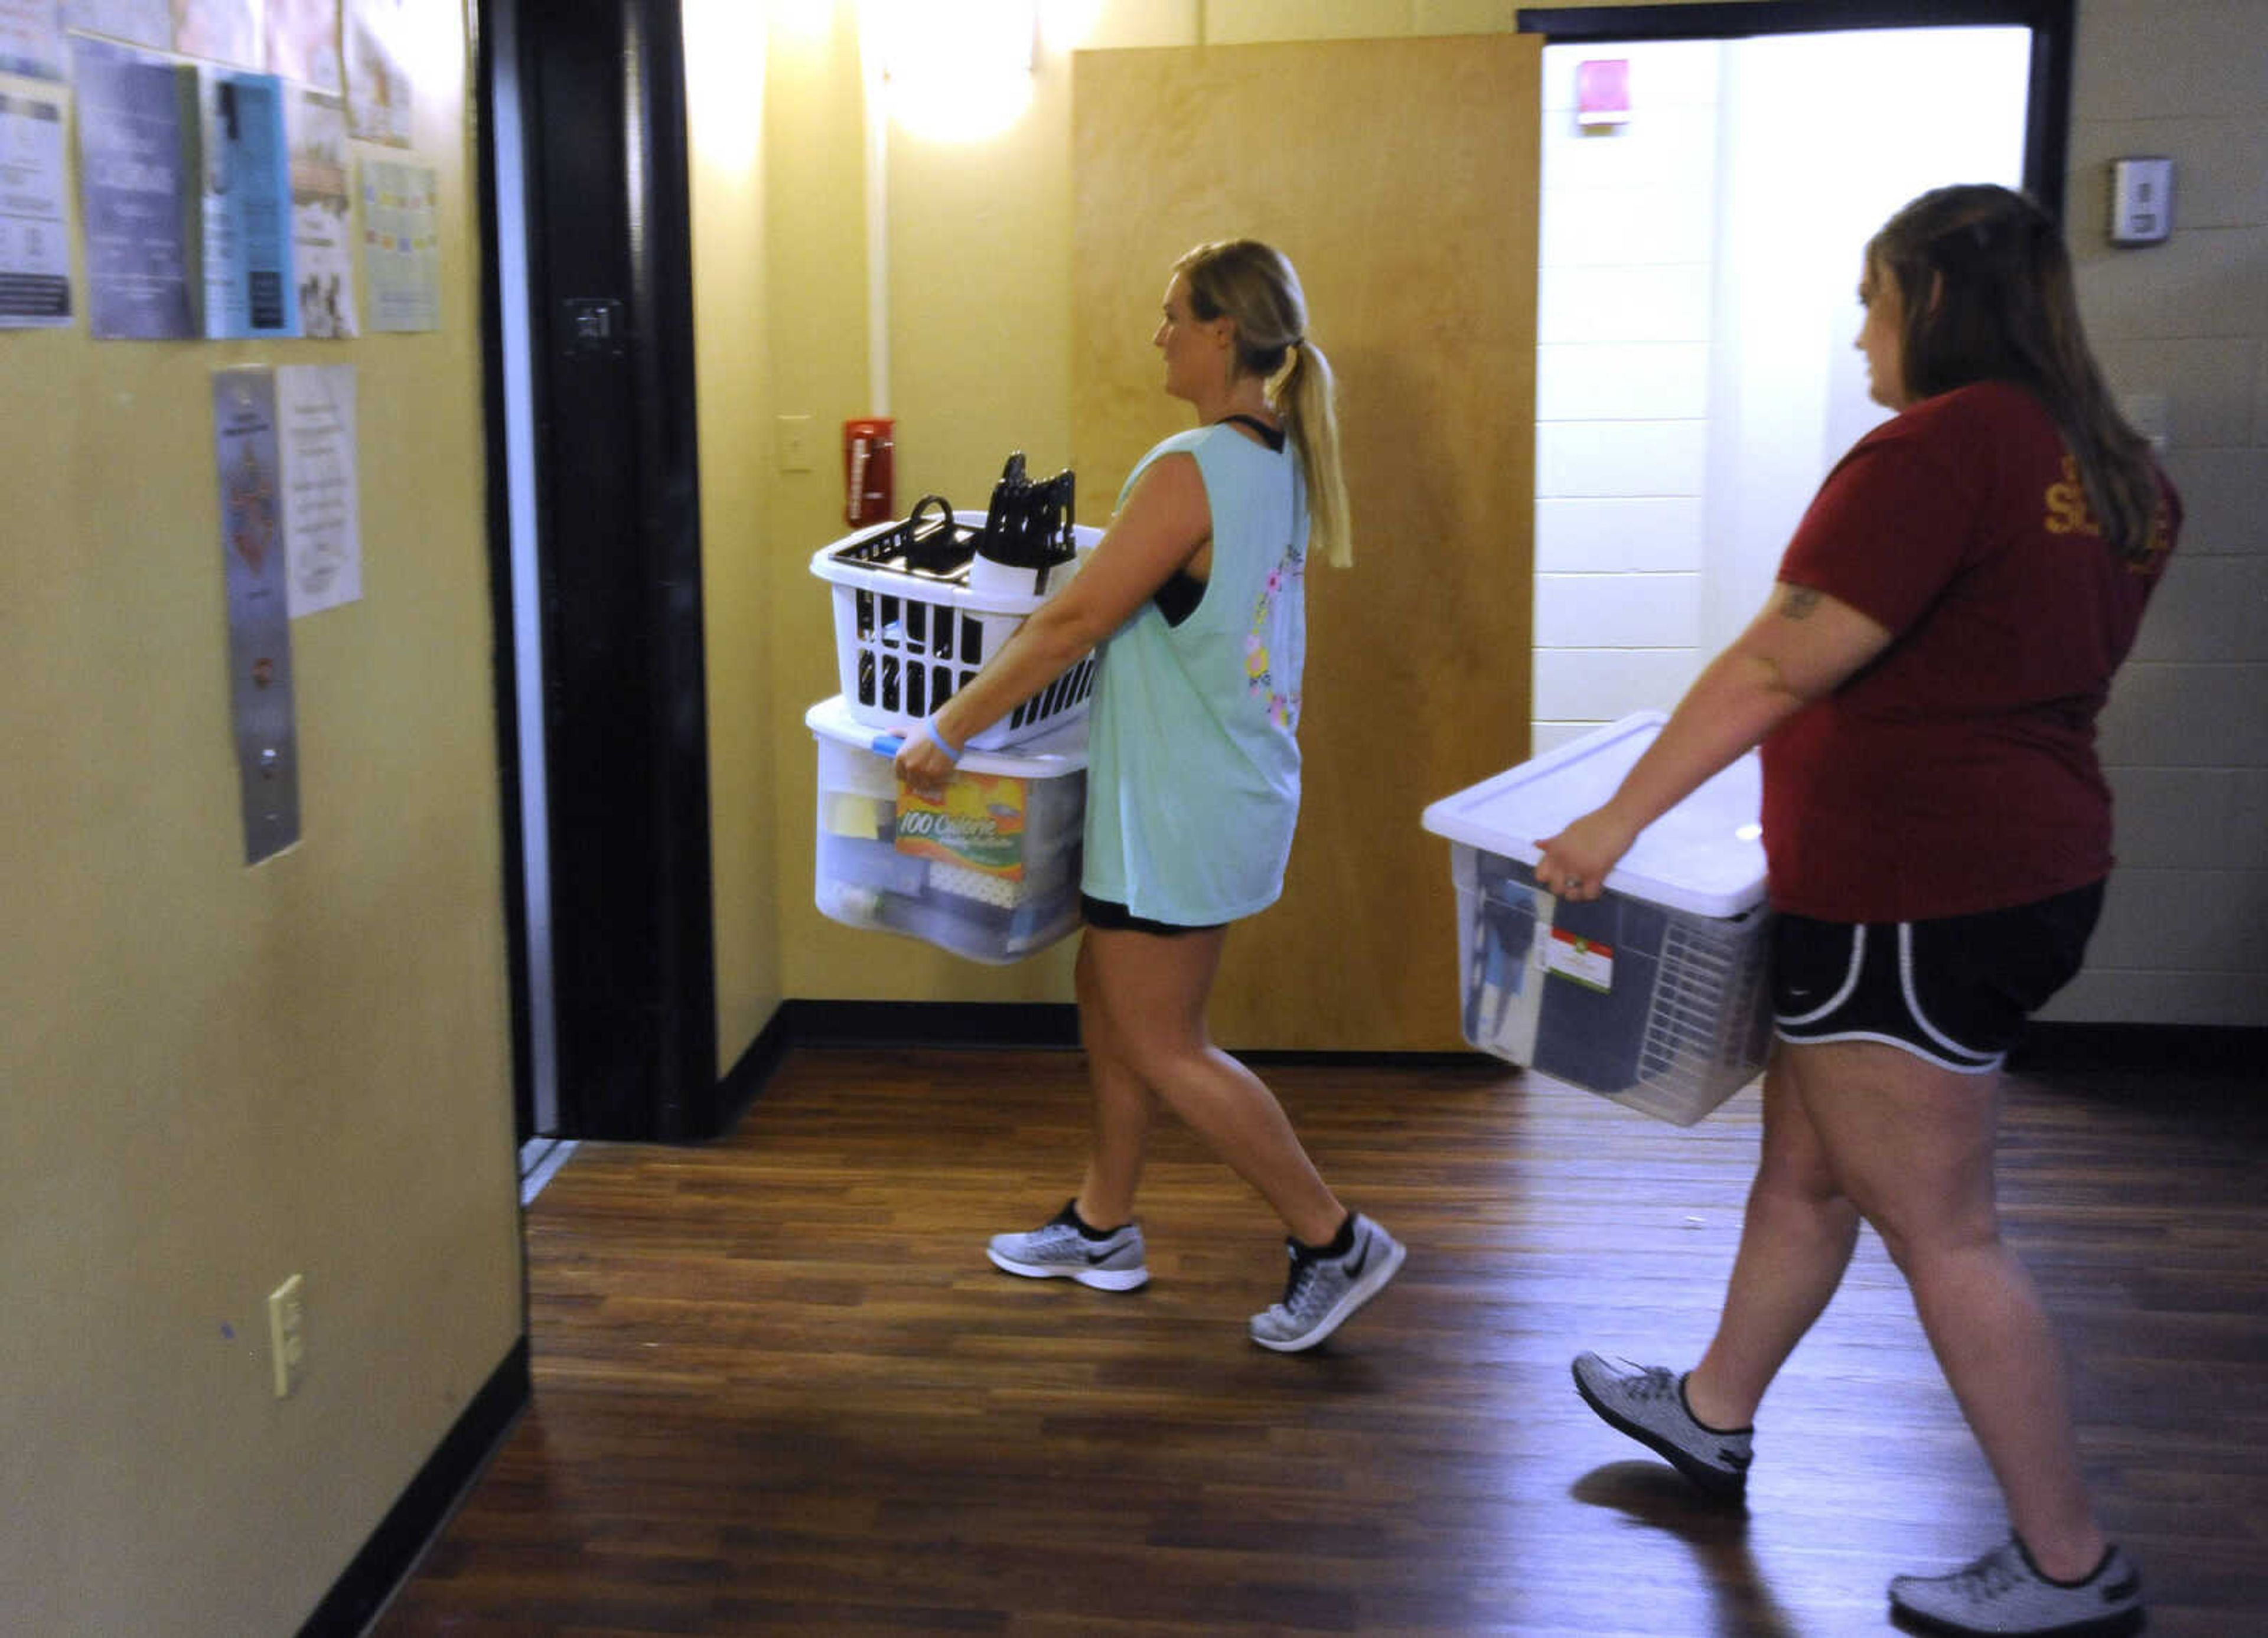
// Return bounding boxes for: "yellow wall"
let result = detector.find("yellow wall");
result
[0,12,520,1636]
[689,1,785,1069]
[762,5,1078,1003]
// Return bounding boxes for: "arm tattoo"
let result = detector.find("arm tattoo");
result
[1778,586,1822,621]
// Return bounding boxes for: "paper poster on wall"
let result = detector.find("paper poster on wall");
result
[360,155,435,331]
[197,67,298,337]
[212,365,301,864]
[73,38,197,339]
[62,0,171,49]
[288,86,354,335]
[171,0,259,68]
[343,0,412,147]
[0,91,71,327]
[277,363,360,616]
[265,0,340,92]
[0,0,64,80]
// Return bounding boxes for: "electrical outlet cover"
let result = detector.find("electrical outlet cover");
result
[268,1274,305,1398]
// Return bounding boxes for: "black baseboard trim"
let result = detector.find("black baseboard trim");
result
[2010,1022,2264,1076]
[777,998,1083,1052]
[708,1000,1517,1138]
[706,1000,1079,1138]
[299,1336,531,1638]
[711,1004,2262,1122]
[712,999,801,1137]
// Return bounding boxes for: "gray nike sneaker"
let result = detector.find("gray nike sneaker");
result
[987,1200,1148,1291]
[1570,1352,1753,1503]
[1889,1537,2144,1637]
[1248,1214,1406,1352]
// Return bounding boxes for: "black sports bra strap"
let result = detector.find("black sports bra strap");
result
[1216,413,1286,452]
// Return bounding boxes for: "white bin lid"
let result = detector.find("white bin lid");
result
[1420,712,1766,917]
[806,694,1089,776]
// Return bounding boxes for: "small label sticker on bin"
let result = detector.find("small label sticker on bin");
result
[1545,927,1615,993]
[896,772,1029,880]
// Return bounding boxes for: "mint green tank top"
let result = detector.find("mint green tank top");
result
[1081,422,1309,925]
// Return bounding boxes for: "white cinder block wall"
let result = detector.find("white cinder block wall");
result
[1532,41,1720,756]
[2049,0,2268,1023]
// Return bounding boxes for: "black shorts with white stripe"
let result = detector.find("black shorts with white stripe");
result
[1770,881,2105,1073]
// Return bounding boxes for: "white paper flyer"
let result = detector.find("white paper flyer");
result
[63,0,170,49]
[0,89,71,327]
[360,155,436,332]
[265,0,340,93]
[277,363,361,616]
[288,86,355,335]
[171,0,260,69]
[0,0,64,80]
[343,0,412,147]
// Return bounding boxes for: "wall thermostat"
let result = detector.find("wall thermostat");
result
[2108,158,2174,247]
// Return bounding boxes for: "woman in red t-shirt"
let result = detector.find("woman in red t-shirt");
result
[1542,185,2175,1638]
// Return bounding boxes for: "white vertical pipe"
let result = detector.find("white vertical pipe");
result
[858,2,890,416]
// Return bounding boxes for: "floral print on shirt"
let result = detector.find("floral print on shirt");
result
[1245,544,1305,730]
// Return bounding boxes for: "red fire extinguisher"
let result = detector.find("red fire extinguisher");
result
[843,416,894,526]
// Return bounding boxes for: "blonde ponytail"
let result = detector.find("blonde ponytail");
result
[1174,239,1355,568]
[1278,340,1351,569]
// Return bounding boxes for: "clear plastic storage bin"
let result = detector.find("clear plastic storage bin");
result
[807,694,1087,964]
[1420,713,1773,1125]
[810,508,1104,752]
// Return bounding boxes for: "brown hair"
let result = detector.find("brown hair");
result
[1868,184,2163,562]
[1174,239,1353,568]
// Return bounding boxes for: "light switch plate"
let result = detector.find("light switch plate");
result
[2109,158,2174,247]
[777,413,815,473]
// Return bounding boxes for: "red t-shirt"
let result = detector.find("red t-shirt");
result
[1761,380,2178,922]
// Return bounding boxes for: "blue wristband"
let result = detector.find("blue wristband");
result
[918,716,964,764]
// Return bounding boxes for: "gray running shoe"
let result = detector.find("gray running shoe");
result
[1570,1352,1753,1503]
[987,1200,1148,1291]
[1248,1214,1406,1352]
[1889,1537,2143,1637]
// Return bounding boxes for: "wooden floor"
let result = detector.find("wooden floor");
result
[376,1045,2267,1637]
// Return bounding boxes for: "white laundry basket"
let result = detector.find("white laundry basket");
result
[810,509,1104,752]
[807,694,1088,964]
[1420,713,1774,1125]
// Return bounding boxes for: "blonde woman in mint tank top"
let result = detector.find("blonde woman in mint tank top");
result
[895,239,1404,1353]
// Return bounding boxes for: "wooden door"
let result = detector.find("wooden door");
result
[1073,36,1540,1049]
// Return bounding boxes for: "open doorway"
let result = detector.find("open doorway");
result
[1521,4,2071,752]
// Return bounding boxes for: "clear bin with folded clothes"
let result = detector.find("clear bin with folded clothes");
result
[806,694,1087,964]
[1420,713,1773,1125]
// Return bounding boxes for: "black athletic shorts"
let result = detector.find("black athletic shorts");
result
[1079,893,1224,938]
[1771,881,2105,1073]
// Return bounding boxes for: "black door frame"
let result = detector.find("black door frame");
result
[1516,1,2075,215]
[477,0,722,1144]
